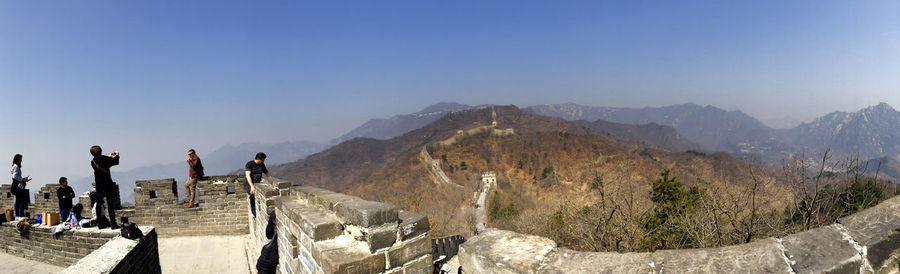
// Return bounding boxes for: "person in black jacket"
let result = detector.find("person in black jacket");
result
[244,152,270,218]
[57,177,75,222]
[90,145,120,229]
[256,211,278,273]
[10,154,32,218]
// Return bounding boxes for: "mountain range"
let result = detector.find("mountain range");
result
[330,102,473,145]
[526,102,900,163]
[269,105,784,238]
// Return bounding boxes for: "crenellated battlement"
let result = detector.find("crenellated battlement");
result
[248,177,432,274]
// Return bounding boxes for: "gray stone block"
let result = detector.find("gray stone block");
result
[458,229,556,274]
[276,197,343,241]
[838,195,900,272]
[539,248,653,274]
[387,236,430,269]
[402,255,431,274]
[781,224,861,274]
[334,200,398,227]
[651,238,792,273]
[320,246,386,274]
[366,224,397,253]
[398,211,429,241]
[293,186,336,201]
[312,193,361,211]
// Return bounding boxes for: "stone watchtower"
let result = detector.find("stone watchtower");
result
[482,171,496,186]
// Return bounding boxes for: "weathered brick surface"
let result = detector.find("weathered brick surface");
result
[62,226,160,274]
[0,184,14,211]
[1,184,31,217]
[246,184,431,274]
[398,210,429,241]
[460,196,900,274]
[366,223,398,253]
[781,224,861,273]
[334,199,398,227]
[128,176,249,237]
[31,183,60,216]
[0,221,119,267]
[838,195,900,273]
[387,236,431,269]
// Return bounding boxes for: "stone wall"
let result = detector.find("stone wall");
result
[127,176,249,237]
[459,195,900,273]
[32,183,60,216]
[0,184,13,212]
[432,235,465,262]
[246,177,432,274]
[0,183,31,217]
[0,222,120,267]
[61,226,160,274]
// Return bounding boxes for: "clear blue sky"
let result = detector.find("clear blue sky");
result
[1,1,898,185]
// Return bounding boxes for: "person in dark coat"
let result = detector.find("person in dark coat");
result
[90,145,120,229]
[184,149,204,208]
[10,154,32,218]
[57,177,76,222]
[244,152,270,218]
[256,211,278,273]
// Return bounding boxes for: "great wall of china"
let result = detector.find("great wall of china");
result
[1,175,898,273]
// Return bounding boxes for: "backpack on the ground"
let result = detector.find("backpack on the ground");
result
[120,222,148,250]
[16,218,30,235]
[120,222,142,240]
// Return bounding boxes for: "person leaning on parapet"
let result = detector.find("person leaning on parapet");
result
[184,149,204,208]
[10,154,32,219]
[57,177,75,223]
[244,152,270,218]
[90,145,120,229]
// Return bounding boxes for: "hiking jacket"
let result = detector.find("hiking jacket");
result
[188,156,204,179]
[91,155,119,187]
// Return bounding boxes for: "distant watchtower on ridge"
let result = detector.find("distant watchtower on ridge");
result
[482,171,496,186]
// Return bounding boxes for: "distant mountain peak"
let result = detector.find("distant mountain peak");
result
[866,102,895,113]
[415,102,471,115]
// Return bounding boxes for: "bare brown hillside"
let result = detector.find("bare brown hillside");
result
[271,105,792,250]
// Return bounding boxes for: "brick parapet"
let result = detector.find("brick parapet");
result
[61,226,160,274]
[127,176,249,237]
[247,177,432,274]
[0,221,120,267]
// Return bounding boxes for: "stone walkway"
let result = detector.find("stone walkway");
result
[158,236,252,274]
[474,179,493,234]
[0,252,64,274]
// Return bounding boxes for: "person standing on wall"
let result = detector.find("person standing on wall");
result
[90,145,120,229]
[57,177,75,222]
[10,154,32,219]
[244,152,270,218]
[184,149,204,208]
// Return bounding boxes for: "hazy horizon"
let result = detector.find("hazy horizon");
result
[2,1,898,189]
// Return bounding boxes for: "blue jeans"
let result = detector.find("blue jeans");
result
[244,182,256,218]
[60,208,71,222]
[14,195,27,217]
